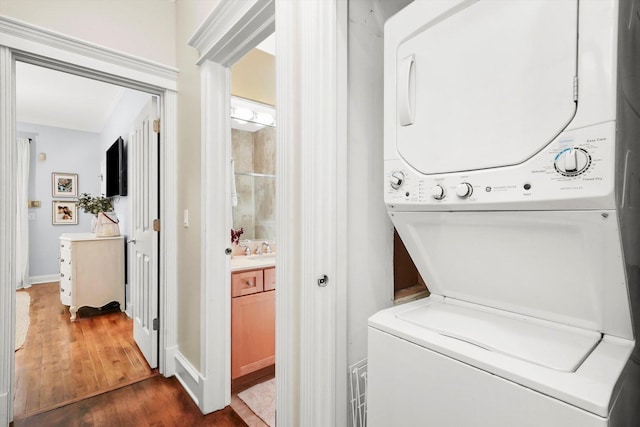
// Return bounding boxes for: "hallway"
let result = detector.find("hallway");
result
[14,283,154,419]
[13,375,247,427]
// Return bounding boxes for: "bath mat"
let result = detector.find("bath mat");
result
[238,378,275,426]
[15,291,30,351]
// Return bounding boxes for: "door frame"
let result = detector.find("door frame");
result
[188,0,348,424]
[0,16,179,425]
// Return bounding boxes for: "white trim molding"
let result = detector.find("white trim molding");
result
[275,1,348,425]
[188,0,274,67]
[190,0,348,424]
[174,350,203,407]
[29,274,60,286]
[0,19,178,425]
[188,0,277,414]
[159,89,179,377]
[198,59,232,413]
[0,16,178,90]
[0,44,16,426]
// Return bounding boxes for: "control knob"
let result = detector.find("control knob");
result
[390,170,405,189]
[455,182,473,198]
[554,148,591,176]
[431,184,446,200]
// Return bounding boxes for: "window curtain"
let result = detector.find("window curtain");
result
[16,137,30,289]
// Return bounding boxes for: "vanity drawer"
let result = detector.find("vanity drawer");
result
[264,267,276,291]
[232,269,264,297]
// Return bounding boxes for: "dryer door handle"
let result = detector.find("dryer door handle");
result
[398,54,415,126]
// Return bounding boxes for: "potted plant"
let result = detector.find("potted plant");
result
[76,193,120,236]
[76,193,113,215]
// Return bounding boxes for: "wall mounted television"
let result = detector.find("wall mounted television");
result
[106,136,127,197]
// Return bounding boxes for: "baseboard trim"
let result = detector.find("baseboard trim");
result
[174,351,202,409]
[163,344,177,377]
[29,274,59,285]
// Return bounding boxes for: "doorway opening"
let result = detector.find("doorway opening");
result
[2,41,175,420]
[227,35,277,426]
[12,60,160,420]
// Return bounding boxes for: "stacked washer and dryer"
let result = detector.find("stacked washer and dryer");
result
[368,1,640,425]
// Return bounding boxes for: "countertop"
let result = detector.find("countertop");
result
[230,253,276,272]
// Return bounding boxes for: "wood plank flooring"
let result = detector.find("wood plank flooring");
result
[14,283,154,420]
[230,365,275,427]
[12,375,248,427]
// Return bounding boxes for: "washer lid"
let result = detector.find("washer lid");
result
[391,210,633,340]
[395,0,578,174]
[397,299,601,372]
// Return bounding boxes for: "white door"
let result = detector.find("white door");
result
[129,98,159,368]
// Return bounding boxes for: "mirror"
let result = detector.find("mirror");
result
[231,96,276,241]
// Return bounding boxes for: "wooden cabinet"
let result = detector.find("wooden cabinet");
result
[231,267,275,379]
[232,269,264,297]
[264,267,276,291]
[59,233,125,321]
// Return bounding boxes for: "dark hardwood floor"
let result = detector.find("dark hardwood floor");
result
[13,282,253,426]
[14,283,154,419]
[12,375,248,427]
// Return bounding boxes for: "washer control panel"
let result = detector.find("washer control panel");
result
[385,122,615,210]
[554,147,591,176]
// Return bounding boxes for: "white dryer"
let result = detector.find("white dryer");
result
[368,0,640,426]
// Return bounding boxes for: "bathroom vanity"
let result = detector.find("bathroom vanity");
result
[231,257,276,379]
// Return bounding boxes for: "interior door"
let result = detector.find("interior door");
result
[129,98,159,368]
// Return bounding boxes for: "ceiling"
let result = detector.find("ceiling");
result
[16,61,127,133]
[15,33,275,134]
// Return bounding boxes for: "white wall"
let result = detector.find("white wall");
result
[99,89,152,307]
[0,0,176,66]
[18,123,101,280]
[346,0,413,367]
[1,0,217,376]
[99,89,153,241]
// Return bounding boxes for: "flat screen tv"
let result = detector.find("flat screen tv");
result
[106,136,127,197]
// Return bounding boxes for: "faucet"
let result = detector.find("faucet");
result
[261,241,272,254]
[239,244,251,256]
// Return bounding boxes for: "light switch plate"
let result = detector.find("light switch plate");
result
[183,209,189,228]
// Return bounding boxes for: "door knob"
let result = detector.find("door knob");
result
[127,239,137,244]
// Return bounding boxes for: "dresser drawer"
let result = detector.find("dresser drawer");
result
[232,269,264,297]
[59,275,72,305]
[60,242,71,256]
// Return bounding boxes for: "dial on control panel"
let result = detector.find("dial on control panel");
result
[431,184,446,200]
[455,182,473,198]
[390,170,405,189]
[554,148,591,176]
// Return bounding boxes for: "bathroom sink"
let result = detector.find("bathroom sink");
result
[230,253,276,272]
[247,254,276,261]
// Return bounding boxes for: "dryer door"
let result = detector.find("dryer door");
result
[396,0,578,175]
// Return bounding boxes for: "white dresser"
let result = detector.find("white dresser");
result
[59,233,125,321]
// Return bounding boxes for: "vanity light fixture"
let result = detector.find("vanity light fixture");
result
[254,112,275,126]
[232,107,254,121]
[230,96,276,131]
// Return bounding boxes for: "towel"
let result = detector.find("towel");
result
[230,158,238,207]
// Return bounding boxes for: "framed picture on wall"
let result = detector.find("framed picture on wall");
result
[52,200,78,225]
[52,172,78,197]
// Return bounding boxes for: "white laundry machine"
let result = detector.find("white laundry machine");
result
[368,0,640,426]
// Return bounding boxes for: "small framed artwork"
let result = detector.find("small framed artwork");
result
[52,172,78,197]
[52,200,78,225]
